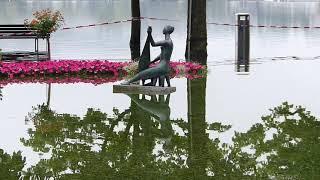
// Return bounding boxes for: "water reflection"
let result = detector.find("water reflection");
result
[235,63,250,73]
[187,77,208,178]
[125,94,173,154]
[18,86,229,179]
[128,94,172,132]
[20,96,178,178]
[13,99,318,178]
[229,102,320,179]
[1,0,320,178]
[0,87,2,100]
[0,149,25,180]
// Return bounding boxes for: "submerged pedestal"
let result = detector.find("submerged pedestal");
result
[113,85,176,95]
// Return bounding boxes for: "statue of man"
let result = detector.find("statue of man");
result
[122,25,174,87]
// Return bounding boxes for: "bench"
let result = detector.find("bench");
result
[0,24,51,61]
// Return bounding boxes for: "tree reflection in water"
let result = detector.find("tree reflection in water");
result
[19,98,320,179]
[229,102,320,179]
[0,149,25,180]
[0,87,2,100]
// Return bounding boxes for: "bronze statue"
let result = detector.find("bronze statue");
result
[122,25,174,87]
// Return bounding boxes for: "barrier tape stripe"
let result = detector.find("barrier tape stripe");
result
[208,22,320,29]
[0,19,135,37]
[140,16,181,22]
[2,17,320,38]
[60,19,134,30]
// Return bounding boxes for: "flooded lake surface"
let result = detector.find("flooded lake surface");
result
[0,0,320,179]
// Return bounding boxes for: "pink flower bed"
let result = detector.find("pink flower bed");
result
[0,75,122,87]
[169,61,206,79]
[0,60,206,86]
[0,60,128,79]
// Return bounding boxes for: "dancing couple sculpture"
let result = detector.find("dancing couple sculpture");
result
[122,25,174,87]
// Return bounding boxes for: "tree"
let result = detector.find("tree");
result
[21,102,187,179]
[0,149,25,180]
[130,0,141,61]
[20,97,320,178]
[186,0,207,64]
[229,102,320,179]
[21,97,231,179]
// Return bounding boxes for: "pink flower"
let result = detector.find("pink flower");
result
[0,60,205,86]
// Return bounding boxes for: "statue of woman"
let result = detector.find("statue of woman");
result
[122,25,174,86]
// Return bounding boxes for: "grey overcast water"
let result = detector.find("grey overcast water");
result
[0,0,320,178]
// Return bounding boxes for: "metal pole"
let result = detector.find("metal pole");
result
[236,13,250,73]
[36,38,39,61]
[47,37,51,60]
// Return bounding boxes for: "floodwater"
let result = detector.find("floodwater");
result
[0,0,320,179]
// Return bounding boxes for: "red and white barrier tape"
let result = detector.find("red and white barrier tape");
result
[140,16,181,22]
[208,22,320,29]
[250,24,320,29]
[60,18,136,30]
[141,17,320,29]
[1,17,320,38]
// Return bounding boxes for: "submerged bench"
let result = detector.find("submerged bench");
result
[0,24,51,61]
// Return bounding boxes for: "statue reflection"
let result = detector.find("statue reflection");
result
[127,93,173,151]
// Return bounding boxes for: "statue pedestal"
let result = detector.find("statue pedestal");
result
[113,85,176,95]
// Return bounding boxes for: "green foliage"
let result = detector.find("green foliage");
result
[16,101,320,179]
[230,102,320,179]
[123,62,139,79]
[0,149,25,180]
[20,100,232,179]
[208,122,231,132]
[24,9,64,38]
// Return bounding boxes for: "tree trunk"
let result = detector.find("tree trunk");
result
[187,75,208,178]
[186,0,207,65]
[130,0,141,61]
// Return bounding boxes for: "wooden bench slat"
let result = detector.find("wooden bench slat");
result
[0,28,35,30]
[0,36,40,39]
[0,24,28,27]
[0,23,51,60]
[0,30,36,33]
